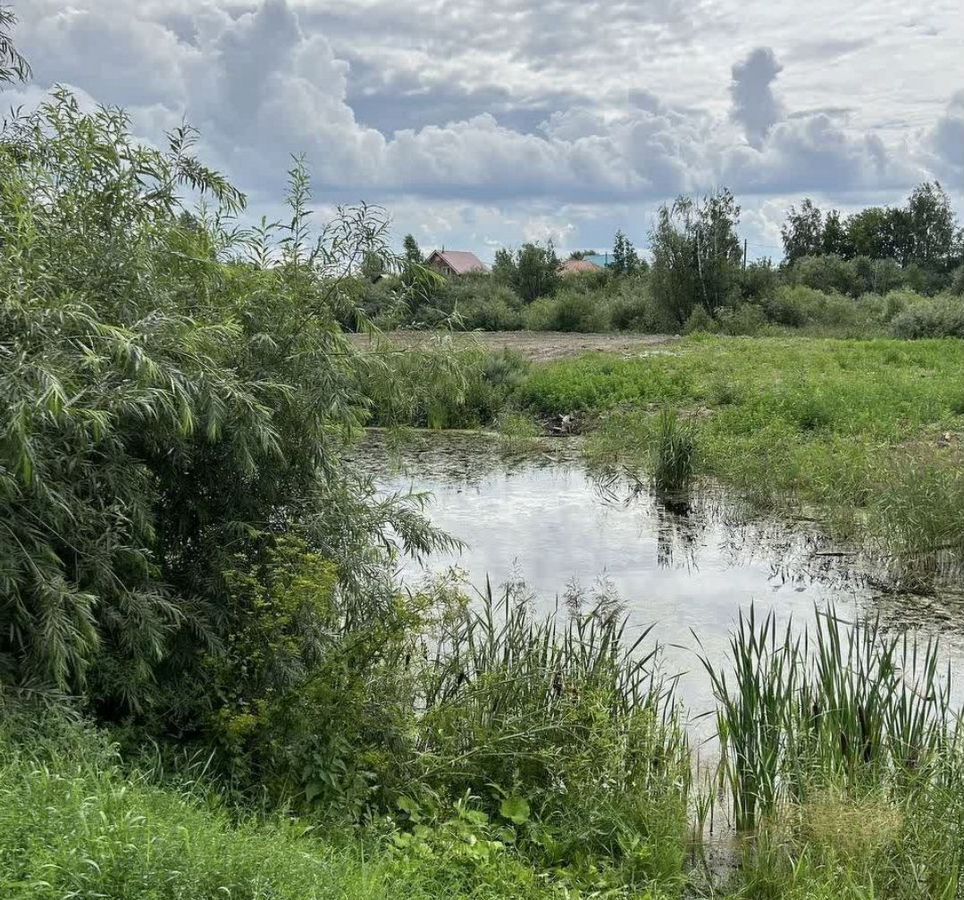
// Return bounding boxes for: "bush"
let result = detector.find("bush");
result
[950,265,964,297]
[891,295,964,339]
[718,302,767,335]
[448,280,523,330]
[682,305,717,334]
[605,283,677,332]
[736,259,780,301]
[787,254,861,297]
[763,285,860,329]
[362,340,528,428]
[523,290,610,332]
[852,256,906,295]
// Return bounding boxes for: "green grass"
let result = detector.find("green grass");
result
[518,335,964,580]
[0,714,583,899]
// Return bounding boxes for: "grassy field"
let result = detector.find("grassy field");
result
[0,715,580,900]
[512,334,964,582]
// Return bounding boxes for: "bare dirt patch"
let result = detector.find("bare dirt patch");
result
[349,330,679,362]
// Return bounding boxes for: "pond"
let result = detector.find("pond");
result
[355,431,964,723]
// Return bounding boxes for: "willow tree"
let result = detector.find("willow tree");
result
[0,91,445,715]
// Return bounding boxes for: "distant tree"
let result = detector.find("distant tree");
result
[360,250,385,283]
[781,199,823,265]
[514,241,560,302]
[650,188,742,323]
[402,233,422,265]
[568,249,598,260]
[845,206,912,263]
[906,181,956,269]
[612,231,642,276]
[821,209,850,257]
[0,6,30,86]
[491,248,516,283]
[492,242,559,303]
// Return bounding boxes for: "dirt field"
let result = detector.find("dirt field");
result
[348,330,678,362]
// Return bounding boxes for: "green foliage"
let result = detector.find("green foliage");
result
[890,294,964,338]
[786,254,861,297]
[362,338,529,429]
[611,230,644,276]
[781,182,962,284]
[0,91,453,726]
[702,605,950,831]
[682,305,717,334]
[717,302,767,335]
[448,277,524,330]
[651,409,696,493]
[735,258,779,301]
[402,233,422,265]
[0,709,585,899]
[0,5,29,85]
[413,586,689,886]
[649,189,743,323]
[781,198,824,264]
[492,242,561,303]
[523,289,609,332]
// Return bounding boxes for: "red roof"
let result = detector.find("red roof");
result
[559,258,603,275]
[427,250,487,275]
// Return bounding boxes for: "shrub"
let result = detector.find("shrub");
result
[891,295,964,338]
[683,305,717,334]
[523,290,610,332]
[736,259,780,301]
[362,341,528,428]
[449,280,524,330]
[787,254,861,297]
[852,256,906,295]
[718,303,767,335]
[949,265,964,297]
[605,284,675,332]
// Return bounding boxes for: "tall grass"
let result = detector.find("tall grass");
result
[702,605,953,831]
[652,408,697,494]
[415,583,690,883]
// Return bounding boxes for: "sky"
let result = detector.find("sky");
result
[7,0,964,261]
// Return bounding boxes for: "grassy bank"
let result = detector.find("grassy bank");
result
[4,597,964,899]
[369,333,964,582]
[0,714,576,899]
[515,335,964,582]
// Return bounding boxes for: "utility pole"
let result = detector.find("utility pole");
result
[743,238,748,272]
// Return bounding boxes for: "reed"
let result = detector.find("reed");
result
[652,408,697,494]
[701,605,953,831]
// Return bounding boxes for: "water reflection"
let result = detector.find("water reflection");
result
[351,431,964,719]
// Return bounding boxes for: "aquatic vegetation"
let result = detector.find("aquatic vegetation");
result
[652,408,697,494]
[701,605,951,832]
[523,335,964,583]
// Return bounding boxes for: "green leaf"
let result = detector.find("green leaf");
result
[499,796,530,825]
[396,795,421,822]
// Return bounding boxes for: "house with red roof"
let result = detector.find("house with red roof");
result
[559,258,603,277]
[425,249,488,276]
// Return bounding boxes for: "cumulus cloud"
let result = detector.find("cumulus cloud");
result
[927,91,964,189]
[8,0,963,255]
[729,47,783,148]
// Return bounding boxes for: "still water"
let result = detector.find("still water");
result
[357,432,964,720]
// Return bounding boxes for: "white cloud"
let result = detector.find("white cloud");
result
[7,0,963,255]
